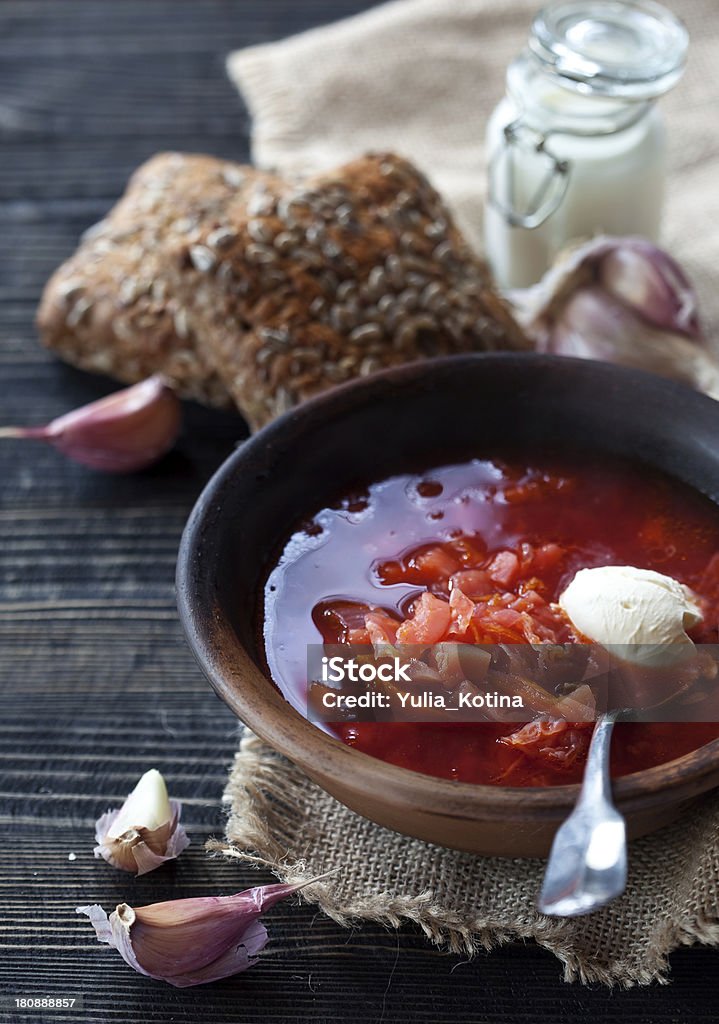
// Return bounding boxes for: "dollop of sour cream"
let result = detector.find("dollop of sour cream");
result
[558,565,703,659]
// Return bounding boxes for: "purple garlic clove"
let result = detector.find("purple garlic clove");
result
[511,236,719,398]
[77,879,321,987]
[598,239,700,339]
[0,375,182,473]
[551,286,719,394]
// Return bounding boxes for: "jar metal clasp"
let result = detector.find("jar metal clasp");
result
[488,117,570,230]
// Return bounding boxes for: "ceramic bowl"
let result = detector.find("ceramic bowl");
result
[177,354,719,856]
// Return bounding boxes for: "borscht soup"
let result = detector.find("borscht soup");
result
[263,453,719,787]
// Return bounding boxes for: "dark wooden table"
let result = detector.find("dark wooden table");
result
[1,3,717,1022]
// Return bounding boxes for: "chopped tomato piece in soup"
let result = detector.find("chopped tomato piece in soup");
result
[487,550,520,588]
[449,587,475,636]
[396,593,451,644]
[365,610,399,646]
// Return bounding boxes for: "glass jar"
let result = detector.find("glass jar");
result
[484,0,688,289]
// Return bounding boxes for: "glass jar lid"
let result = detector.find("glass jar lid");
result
[529,0,688,99]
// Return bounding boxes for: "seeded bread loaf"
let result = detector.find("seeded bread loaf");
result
[38,151,529,428]
[37,153,270,407]
[175,152,529,429]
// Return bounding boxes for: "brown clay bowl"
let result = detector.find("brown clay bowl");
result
[177,354,719,856]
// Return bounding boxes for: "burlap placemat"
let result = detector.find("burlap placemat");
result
[216,731,719,986]
[220,0,719,986]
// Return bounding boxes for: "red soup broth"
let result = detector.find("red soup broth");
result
[263,454,719,786]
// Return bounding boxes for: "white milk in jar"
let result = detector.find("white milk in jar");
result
[484,1,688,289]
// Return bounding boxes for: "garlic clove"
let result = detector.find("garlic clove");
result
[168,920,268,987]
[598,240,700,339]
[77,880,316,987]
[511,236,719,399]
[0,375,181,473]
[94,769,189,875]
[107,769,172,837]
[553,287,719,397]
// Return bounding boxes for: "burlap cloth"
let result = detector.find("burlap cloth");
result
[217,0,719,985]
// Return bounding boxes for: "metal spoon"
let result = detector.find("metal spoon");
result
[537,709,627,917]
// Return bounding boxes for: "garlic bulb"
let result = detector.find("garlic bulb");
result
[77,880,318,987]
[0,375,182,472]
[94,769,189,875]
[510,237,719,398]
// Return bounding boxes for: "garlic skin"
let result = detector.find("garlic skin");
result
[0,375,182,472]
[599,243,699,338]
[77,882,307,987]
[94,769,189,875]
[511,237,719,399]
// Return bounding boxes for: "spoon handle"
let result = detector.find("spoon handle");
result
[576,708,622,808]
